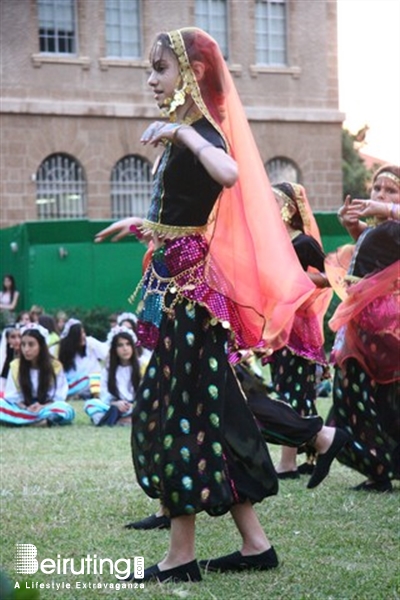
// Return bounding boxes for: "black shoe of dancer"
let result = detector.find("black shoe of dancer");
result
[352,480,393,493]
[124,514,171,530]
[298,462,315,475]
[199,546,278,573]
[276,470,300,480]
[307,429,350,488]
[124,560,202,583]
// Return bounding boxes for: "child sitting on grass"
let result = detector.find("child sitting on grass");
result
[0,323,75,426]
[84,327,142,426]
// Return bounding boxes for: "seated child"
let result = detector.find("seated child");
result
[58,318,107,399]
[84,326,142,426]
[0,323,74,426]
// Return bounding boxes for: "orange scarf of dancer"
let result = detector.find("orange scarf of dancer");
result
[167,28,315,353]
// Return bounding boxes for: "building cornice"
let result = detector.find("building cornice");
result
[0,98,345,124]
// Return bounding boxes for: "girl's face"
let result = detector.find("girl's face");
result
[21,334,40,365]
[19,312,31,325]
[120,319,134,331]
[57,317,66,331]
[274,193,295,226]
[3,276,12,289]
[371,175,400,206]
[147,44,181,109]
[115,337,134,364]
[8,330,21,352]
[274,193,285,211]
[80,328,86,346]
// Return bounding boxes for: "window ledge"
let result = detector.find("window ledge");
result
[31,54,91,70]
[99,58,149,71]
[228,63,243,77]
[249,65,301,79]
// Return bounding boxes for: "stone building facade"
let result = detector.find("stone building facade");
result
[0,0,344,228]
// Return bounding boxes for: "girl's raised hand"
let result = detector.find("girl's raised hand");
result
[95,217,142,243]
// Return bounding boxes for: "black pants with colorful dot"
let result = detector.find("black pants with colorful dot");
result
[327,358,400,483]
[131,298,278,519]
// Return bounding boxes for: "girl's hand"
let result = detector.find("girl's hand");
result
[346,199,390,219]
[114,400,131,412]
[140,121,180,147]
[95,217,143,243]
[28,403,42,413]
[337,195,359,227]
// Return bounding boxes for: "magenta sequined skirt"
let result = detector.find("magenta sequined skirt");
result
[136,234,254,356]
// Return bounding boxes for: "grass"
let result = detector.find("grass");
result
[1,399,399,600]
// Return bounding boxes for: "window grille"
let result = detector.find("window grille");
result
[111,155,152,219]
[266,157,300,184]
[195,0,229,59]
[255,0,287,66]
[36,154,86,219]
[105,0,141,58]
[38,0,76,54]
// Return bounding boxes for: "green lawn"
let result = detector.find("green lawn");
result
[1,399,399,600]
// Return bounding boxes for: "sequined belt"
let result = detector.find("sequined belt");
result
[130,234,249,352]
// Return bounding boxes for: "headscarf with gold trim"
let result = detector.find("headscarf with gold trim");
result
[272,182,332,361]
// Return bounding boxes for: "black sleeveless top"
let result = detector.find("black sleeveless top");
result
[351,221,400,277]
[146,118,226,229]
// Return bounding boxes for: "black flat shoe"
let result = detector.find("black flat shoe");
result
[124,559,201,583]
[97,405,121,426]
[352,480,393,493]
[307,429,350,489]
[276,470,300,480]
[199,546,278,573]
[298,462,315,475]
[124,514,171,530]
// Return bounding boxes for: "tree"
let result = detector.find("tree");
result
[342,128,374,199]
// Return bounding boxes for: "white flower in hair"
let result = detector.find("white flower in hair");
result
[117,312,137,326]
[21,323,50,344]
[107,325,137,346]
[60,318,81,339]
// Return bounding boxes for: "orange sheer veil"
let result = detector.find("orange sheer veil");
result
[167,28,315,352]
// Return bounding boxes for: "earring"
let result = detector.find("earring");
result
[281,204,292,223]
[161,79,189,118]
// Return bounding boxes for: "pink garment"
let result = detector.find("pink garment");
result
[288,287,332,363]
[330,260,400,384]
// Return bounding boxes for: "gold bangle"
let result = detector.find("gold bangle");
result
[195,143,213,159]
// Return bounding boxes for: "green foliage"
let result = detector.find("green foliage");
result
[342,129,374,199]
[53,306,113,341]
[0,571,40,600]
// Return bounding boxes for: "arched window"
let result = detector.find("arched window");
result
[265,157,300,185]
[36,153,86,219]
[111,155,152,219]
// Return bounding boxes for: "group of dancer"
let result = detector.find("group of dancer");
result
[1,26,398,586]
[94,28,400,583]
